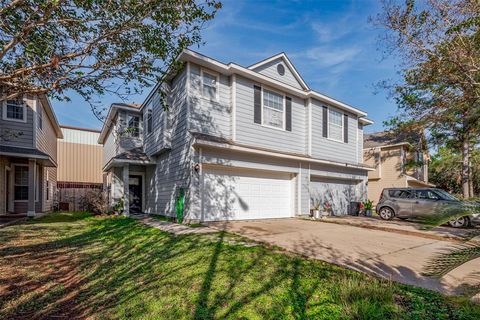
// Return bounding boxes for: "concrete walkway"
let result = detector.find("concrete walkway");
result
[208,218,480,296]
[138,216,217,236]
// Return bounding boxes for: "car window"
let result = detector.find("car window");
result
[388,190,412,199]
[414,190,440,200]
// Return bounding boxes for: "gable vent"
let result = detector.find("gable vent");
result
[277,63,285,76]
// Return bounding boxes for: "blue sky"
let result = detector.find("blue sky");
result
[54,0,400,133]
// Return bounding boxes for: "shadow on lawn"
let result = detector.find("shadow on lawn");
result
[1,213,478,320]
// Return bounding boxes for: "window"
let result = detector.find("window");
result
[202,71,218,100]
[414,189,440,200]
[3,99,26,122]
[146,109,153,134]
[38,106,43,130]
[388,190,412,199]
[127,115,140,137]
[14,166,29,201]
[262,89,284,129]
[328,109,343,141]
[46,181,50,201]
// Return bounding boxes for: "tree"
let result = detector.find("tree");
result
[429,146,480,196]
[0,0,221,117]
[373,0,480,198]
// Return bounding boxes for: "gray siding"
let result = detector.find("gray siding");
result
[143,83,169,156]
[0,97,34,148]
[311,98,358,164]
[36,99,57,162]
[103,125,118,168]
[251,57,304,90]
[189,64,231,138]
[235,75,306,154]
[145,66,193,217]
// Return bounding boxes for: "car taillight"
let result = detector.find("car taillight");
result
[379,191,384,202]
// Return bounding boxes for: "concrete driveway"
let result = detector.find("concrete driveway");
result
[209,218,480,296]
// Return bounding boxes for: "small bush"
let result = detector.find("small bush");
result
[80,190,111,215]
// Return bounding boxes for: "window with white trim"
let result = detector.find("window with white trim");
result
[35,164,40,202]
[201,71,218,100]
[127,115,140,137]
[3,99,26,122]
[328,109,343,141]
[262,89,284,129]
[14,165,29,201]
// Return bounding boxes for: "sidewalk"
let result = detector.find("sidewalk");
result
[136,215,217,236]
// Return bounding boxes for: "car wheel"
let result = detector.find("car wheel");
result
[448,216,471,228]
[379,207,395,220]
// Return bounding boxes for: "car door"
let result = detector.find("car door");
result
[412,189,442,218]
[389,190,415,217]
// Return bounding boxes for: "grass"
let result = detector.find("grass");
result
[0,212,479,319]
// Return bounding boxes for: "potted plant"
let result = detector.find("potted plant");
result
[311,200,321,219]
[362,200,373,217]
[113,197,124,215]
[322,202,332,217]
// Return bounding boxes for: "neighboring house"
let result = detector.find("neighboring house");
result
[0,94,63,216]
[57,125,103,211]
[98,50,374,221]
[363,131,434,204]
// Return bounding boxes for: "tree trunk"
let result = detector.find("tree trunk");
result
[469,160,474,197]
[461,139,470,198]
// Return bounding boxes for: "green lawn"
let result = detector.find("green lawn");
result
[0,212,479,320]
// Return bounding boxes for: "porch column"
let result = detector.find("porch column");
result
[27,159,36,217]
[123,164,129,217]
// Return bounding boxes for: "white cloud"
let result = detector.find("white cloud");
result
[295,46,362,68]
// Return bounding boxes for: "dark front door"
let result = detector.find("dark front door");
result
[129,175,142,213]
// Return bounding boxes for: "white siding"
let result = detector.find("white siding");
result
[61,128,100,145]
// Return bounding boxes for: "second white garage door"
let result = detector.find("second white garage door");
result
[202,166,294,221]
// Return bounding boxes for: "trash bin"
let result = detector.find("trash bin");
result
[349,202,361,216]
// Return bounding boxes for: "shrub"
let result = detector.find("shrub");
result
[80,190,111,215]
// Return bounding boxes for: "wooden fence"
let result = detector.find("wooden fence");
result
[57,182,103,211]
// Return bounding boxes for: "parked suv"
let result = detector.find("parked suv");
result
[376,188,479,228]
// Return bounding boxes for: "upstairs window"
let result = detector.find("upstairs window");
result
[201,70,218,100]
[146,109,153,134]
[3,99,26,122]
[328,109,343,141]
[262,89,284,129]
[127,115,140,138]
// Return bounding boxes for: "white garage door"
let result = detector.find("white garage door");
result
[310,177,359,216]
[202,166,293,221]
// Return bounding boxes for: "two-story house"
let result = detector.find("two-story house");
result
[98,50,374,221]
[363,131,434,204]
[0,94,63,216]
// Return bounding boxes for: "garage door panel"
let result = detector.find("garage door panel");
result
[310,177,358,216]
[202,167,293,221]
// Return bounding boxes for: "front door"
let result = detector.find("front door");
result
[129,175,142,213]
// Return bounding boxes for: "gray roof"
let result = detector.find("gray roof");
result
[0,145,50,158]
[364,131,421,149]
[113,147,150,162]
